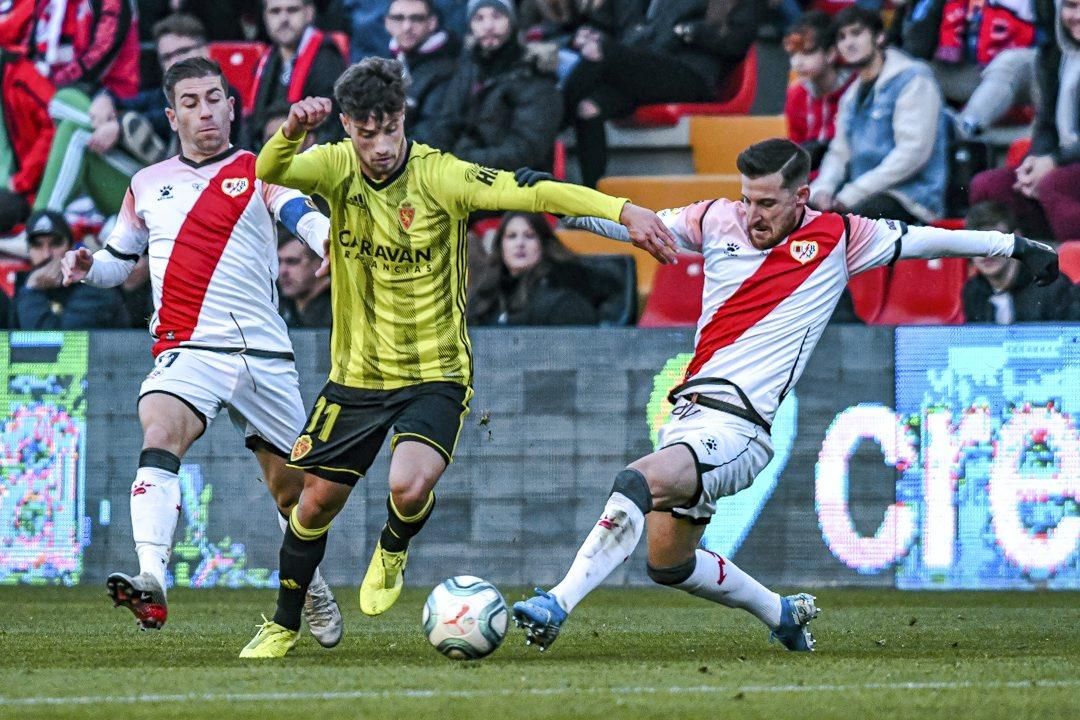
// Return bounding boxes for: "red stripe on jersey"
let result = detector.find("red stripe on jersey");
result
[683,212,846,380]
[152,153,256,357]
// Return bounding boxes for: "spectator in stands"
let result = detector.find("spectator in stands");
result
[12,210,129,329]
[969,0,1080,241]
[892,0,1036,108]
[31,13,242,216]
[784,11,853,171]
[518,0,639,86]
[139,0,260,42]
[277,231,332,328]
[252,0,348,147]
[468,212,604,326]
[28,0,140,99]
[425,0,562,171]
[346,0,466,61]
[0,48,55,216]
[810,7,949,223]
[962,201,1078,322]
[560,0,764,187]
[385,0,460,140]
[0,281,9,328]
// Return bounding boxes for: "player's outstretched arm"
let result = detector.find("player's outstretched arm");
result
[849,215,1060,286]
[256,97,335,195]
[64,246,137,288]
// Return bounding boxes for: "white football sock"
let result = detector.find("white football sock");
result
[549,492,644,613]
[278,510,326,591]
[673,549,782,628]
[130,466,181,594]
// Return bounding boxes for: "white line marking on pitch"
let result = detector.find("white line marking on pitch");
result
[1,679,1077,706]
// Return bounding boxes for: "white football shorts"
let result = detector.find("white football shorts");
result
[139,347,306,456]
[656,396,774,523]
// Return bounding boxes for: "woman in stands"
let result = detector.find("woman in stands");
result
[468,212,609,326]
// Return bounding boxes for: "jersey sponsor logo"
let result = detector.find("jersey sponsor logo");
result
[220,177,249,197]
[338,230,432,265]
[191,182,205,191]
[465,164,498,186]
[290,434,313,461]
[398,202,415,231]
[789,240,819,264]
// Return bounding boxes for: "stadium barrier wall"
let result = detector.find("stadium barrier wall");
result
[1,327,1077,590]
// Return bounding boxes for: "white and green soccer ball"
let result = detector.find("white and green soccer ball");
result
[422,576,508,660]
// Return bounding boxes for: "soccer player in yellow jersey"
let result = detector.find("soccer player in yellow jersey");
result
[239,57,676,657]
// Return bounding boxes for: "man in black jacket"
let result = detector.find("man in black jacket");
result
[962,202,1078,323]
[252,0,347,147]
[424,0,562,171]
[385,0,460,141]
[12,211,129,330]
[562,0,764,186]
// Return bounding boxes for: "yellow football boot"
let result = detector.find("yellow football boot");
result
[359,542,407,616]
[239,616,299,658]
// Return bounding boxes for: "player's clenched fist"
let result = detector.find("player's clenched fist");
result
[282,97,333,141]
[61,247,94,286]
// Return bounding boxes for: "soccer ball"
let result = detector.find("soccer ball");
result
[422,575,508,660]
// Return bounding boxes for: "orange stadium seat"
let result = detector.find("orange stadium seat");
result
[620,46,758,128]
[872,258,968,325]
[1058,241,1080,283]
[208,42,267,112]
[597,175,743,210]
[689,115,788,174]
[638,253,705,327]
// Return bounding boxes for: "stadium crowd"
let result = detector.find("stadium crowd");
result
[0,0,1078,330]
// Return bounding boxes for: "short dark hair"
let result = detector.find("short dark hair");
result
[152,13,207,43]
[736,138,811,190]
[387,0,437,17]
[334,57,408,123]
[832,6,885,38]
[162,56,227,107]
[783,10,835,54]
[965,201,1016,232]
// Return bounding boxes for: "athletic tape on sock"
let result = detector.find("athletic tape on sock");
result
[647,556,697,586]
[139,447,181,474]
[611,468,653,514]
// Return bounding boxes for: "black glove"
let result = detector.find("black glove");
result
[513,167,557,187]
[1011,235,1059,286]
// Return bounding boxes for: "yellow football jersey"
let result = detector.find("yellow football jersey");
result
[257,131,627,390]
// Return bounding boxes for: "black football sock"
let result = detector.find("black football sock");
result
[273,508,330,631]
[379,492,435,553]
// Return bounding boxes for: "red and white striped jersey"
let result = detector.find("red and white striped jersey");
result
[656,201,1009,425]
[91,147,309,357]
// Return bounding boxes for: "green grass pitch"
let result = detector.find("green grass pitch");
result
[1,586,1077,720]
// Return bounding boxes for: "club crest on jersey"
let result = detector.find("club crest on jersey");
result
[291,434,313,462]
[221,177,249,197]
[789,240,819,264]
[398,203,415,231]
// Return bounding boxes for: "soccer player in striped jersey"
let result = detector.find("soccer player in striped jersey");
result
[512,138,1059,653]
[240,56,676,658]
[60,57,343,646]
